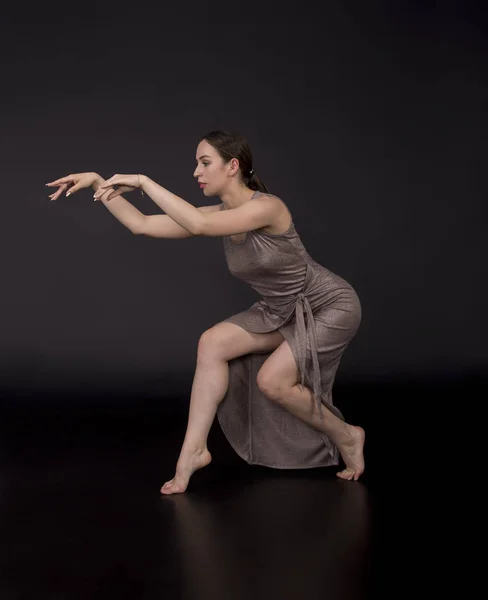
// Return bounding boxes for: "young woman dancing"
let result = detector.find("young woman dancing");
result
[46,130,365,495]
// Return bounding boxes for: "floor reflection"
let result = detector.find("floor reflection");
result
[165,474,371,600]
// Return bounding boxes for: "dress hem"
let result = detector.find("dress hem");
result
[217,413,340,470]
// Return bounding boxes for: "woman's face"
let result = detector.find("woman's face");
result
[193,140,235,197]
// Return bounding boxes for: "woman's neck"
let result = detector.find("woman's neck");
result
[219,186,256,209]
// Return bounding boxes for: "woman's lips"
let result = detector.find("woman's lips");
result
[199,183,207,188]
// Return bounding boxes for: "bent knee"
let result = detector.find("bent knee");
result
[197,328,224,360]
[197,325,242,362]
[256,371,287,402]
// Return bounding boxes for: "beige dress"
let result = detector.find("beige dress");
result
[216,191,362,469]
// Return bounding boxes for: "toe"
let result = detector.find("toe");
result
[161,478,187,495]
[161,481,174,493]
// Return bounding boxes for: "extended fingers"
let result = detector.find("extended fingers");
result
[99,174,119,189]
[93,186,114,201]
[105,185,135,201]
[48,183,68,201]
[45,175,75,186]
[65,183,83,196]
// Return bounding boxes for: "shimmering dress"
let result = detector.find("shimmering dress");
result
[216,191,362,468]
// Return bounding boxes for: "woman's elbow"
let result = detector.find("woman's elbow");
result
[131,216,147,235]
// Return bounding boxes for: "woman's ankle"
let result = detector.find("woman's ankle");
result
[180,441,208,457]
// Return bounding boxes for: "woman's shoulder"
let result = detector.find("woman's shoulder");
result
[254,191,288,211]
[253,191,287,211]
[254,190,282,201]
[197,192,286,213]
[254,191,293,233]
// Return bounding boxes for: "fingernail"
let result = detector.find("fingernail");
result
[66,192,70,196]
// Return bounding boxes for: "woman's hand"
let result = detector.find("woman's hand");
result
[45,172,102,201]
[94,174,144,202]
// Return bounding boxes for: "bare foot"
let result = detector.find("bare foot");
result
[160,448,212,495]
[336,425,365,481]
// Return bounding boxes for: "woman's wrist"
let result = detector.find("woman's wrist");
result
[139,174,149,192]
[91,173,104,191]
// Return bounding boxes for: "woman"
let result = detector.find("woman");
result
[46,130,365,495]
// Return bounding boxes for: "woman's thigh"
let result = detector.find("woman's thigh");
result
[198,322,284,362]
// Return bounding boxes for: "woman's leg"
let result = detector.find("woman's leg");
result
[257,341,365,481]
[161,323,284,495]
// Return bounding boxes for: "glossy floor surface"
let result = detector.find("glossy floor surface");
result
[0,381,455,599]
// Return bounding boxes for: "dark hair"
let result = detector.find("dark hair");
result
[200,130,270,193]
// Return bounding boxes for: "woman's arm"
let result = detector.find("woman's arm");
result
[46,172,217,238]
[93,175,147,234]
[139,176,204,235]
[140,204,221,238]
[140,178,279,237]
[95,176,222,237]
[47,171,147,234]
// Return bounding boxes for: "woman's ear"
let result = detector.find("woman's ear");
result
[229,157,240,176]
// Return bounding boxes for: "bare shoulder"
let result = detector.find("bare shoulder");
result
[255,192,287,212]
[254,193,292,234]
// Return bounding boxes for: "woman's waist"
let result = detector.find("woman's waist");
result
[257,266,359,316]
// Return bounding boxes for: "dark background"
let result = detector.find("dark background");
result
[0,2,484,596]
[0,0,486,402]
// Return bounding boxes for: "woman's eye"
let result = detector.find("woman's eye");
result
[202,162,209,166]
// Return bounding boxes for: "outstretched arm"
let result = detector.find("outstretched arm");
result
[96,174,278,236]
[96,175,204,235]
[95,181,221,237]
[140,176,278,236]
[46,172,146,234]
[46,172,217,238]
[95,175,147,234]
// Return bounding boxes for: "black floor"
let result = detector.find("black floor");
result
[0,380,466,599]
